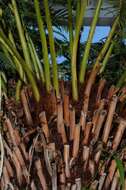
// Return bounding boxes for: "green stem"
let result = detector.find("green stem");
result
[34,0,51,93]
[0,73,1,111]
[7,30,26,82]
[67,0,73,57]
[8,30,16,48]
[100,42,114,74]
[79,0,103,83]
[0,72,7,110]
[1,43,24,81]
[26,35,40,80]
[43,0,59,96]
[71,0,87,101]
[94,16,119,69]
[0,8,2,17]
[117,70,126,88]
[11,0,32,70]
[75,1,81,29]
[0,29,40,102]
[26,33,45,83]
[16,79,22,102]
[28,36,45,83]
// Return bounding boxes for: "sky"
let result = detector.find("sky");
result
[55,26,110,64]
[81,26,110,43]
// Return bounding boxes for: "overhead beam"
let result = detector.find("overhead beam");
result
[52,0,116,26]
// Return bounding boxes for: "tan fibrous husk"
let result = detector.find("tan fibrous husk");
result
[1,75,126,189]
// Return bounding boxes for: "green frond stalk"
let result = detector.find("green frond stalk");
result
[7,30,25,82]
[1,40,24,81]
[93,16,119,69]
[43,0,59,97]
[79,0,103,83]
[67,0,73,56]
[71,0,87,101]
[0,73,2,111]
[16,80,22,102]
[26,33,45,83]
[100,42,114,74]
[11,0,33,71]
[13,57,24,81]
[28,36,45,83]
[8,30,16,49]
[34,0,51,93]
[0,72,7,111]
[0,8,2,17]
[75,1,81,29]
[0,29,40,102]
[0,72,7,84]
[117,70,126,88]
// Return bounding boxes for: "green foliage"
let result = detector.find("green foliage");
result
[0,71,7,110]
[110,0,126,29]
[79,0,103,83]
[0,0,126,101]
[71,0,87,100]
[43,0,59,96]
[58,59,71,80]
[115,157,125,190]
[34,0,51,93]
[0,51,16,79]
[102,41,125,85]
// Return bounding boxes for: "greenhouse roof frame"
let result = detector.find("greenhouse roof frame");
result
[53,0,116,26]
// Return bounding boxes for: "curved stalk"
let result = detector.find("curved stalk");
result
[27,35,40,80]
[7,30,26,86]
[0,133,4,178]
[99,42,114,73]
[0,29,40,102]
[8,30,16,49]
[79,0,103,83]
[29,37,45,83]
[0,73,1,111]
[34,0,51,93]
[16,80,22,102]
[8,30,25,82]
[71,0,87,101]
[117,70,126,88]
[11,0,32,71]
[1,43,24,82]
[93,16,119,69]
[0,8,2,17]
[26,34,45,83]
[67,0,73,57]
[43,0,59,97]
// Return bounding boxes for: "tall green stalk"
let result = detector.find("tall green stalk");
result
[34,0,51,93]
[75,1,81,29]
[71,0,87,101]
[100,42,114,73]
[94,16,119,69]
[67,0,73,57]
[79,0,103,83]
[43,0,59,97]
[11,0,32,71]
